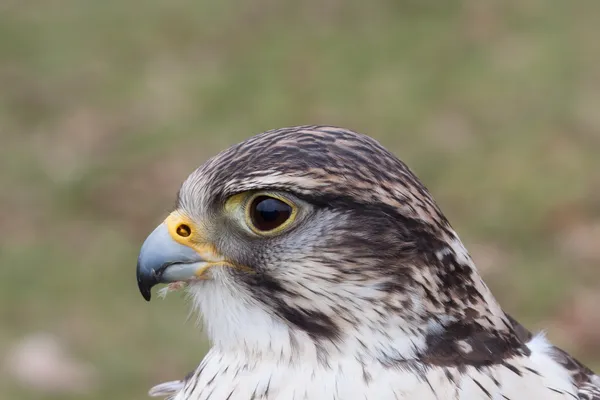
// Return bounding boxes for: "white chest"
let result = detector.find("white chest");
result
[172,344,577,400]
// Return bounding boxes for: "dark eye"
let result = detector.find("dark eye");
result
[249,196,293,232]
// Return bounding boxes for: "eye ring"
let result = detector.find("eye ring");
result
[245,193,298,235]
[176,224,192,237]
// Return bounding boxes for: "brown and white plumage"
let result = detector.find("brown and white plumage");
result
[135,126,599,399]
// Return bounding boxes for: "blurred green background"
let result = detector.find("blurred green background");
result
[1,1,599,398]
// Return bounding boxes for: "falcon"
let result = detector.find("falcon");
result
[135,125,599,399]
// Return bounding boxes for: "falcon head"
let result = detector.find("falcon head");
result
[136,126,510,359]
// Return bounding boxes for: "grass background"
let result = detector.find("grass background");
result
[1,1,599,398]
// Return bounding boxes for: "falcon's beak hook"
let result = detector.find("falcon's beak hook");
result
[135,222,205,301]
[136,212,223,301]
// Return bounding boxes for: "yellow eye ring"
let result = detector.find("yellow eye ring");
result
[244,193,298,235]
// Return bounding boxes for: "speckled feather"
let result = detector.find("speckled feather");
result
[149,126,598,399]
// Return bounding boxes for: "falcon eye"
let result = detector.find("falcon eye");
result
[176,224,192,237]
[248,195,294,233]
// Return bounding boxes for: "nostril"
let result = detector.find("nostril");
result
[176,224,191,237]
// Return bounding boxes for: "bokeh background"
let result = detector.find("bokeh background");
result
[1,1,599,398]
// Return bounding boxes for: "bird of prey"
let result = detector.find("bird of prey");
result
[136,126,599,399]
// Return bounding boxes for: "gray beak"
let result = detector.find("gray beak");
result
[136,223,205,301]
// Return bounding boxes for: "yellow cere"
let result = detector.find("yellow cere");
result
[164,211,220,261]
[165,211,199,246]
[163,210,255,276]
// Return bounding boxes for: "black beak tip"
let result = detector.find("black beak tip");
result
[137,261,160,302]
[138,279,153,302]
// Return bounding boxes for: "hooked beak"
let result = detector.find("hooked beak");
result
[136,212,222,301]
